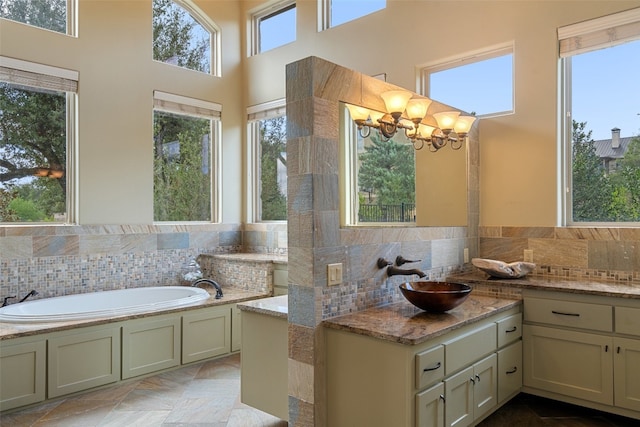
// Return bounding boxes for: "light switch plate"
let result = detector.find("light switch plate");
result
[327,263,343,286]
[463,248,469,263]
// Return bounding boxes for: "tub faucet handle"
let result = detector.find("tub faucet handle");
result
[2,296,16,307]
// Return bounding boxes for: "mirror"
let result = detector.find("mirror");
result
[340,102,468,227]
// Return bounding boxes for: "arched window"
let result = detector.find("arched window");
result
[152,0,220,76]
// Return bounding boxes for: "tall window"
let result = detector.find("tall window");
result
[153,92,220,222]
[247,101,287,221]
[320,0,385,30]
[422,44,513,117]
[560,9,640,224]
[153,0,217,75]
[0,0,74,35]
[0,58,78,223]
[251,0,296,55]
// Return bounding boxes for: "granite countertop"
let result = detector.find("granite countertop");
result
[322,295,521,346]
[0,288,269,340]
[450,272,640,299]
[237,295,288,319]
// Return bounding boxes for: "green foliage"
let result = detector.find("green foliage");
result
[572,121,640,222]
[358,133,415,206]
[8,197,46,222]
[0,83,67,222]
[0,0,66,33]
[153,112,211,221]
[0,189,19,222]
[152,0,210,73]
[259,117,287,221]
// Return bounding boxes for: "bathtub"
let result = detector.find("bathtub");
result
[0,286,211,323]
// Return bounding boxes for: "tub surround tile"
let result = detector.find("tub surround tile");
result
[32,235,79,257]
[0,236,33,258]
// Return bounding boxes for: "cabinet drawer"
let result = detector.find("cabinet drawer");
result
[444,323,497,375]
[497,341,522,403]
[415,345,444,390]
[524,297,612,332]
[497,313,522,348]
[615,306,640,337]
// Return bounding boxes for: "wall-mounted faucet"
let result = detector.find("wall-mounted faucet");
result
[19,289,39,302]
[192,278,223,299]
[386,265,426,278]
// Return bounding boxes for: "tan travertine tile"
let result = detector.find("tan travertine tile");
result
[556,227,620,240]
[288,359,314,404]
[530,238,588,267]
[502,227,554,238]
[289,323,314,364]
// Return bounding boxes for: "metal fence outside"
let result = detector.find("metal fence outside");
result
[358,203,416,223]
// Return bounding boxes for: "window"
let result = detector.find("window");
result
[560,9,640,224]
[153,91,220,222]
[320,0,385,30]
[0,57,77,223]
[341,104,415,225]
[251,0,296,55]
[153,0,219,75]
[247,100,287,221]
[421,44,514,117]
[0,0,75,35]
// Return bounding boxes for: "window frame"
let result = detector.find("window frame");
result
[0,56,78,224]
[246,99,287,223]
[152,90,222,223]
[419,43,515,119]
[319,0,386,31]
[250,0,296,56]
[0,0,77,36]
[559,8,640,226]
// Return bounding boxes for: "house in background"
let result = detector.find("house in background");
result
[594,128,635,172]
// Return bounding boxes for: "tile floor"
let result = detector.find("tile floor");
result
[1,352,638,426]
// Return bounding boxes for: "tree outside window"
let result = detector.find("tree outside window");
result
[0,0,68,34]
[0,83,67,222]
[259,116,287,221]
[153,0,211,74]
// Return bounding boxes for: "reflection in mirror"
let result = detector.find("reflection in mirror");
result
[340,103,468,227]
[341,103,415,225]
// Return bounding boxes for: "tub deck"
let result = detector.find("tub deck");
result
[0,287,269,340]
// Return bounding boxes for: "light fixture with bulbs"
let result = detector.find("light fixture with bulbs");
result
[346,90,477,152]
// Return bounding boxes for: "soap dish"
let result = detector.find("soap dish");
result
[472,258,536,279]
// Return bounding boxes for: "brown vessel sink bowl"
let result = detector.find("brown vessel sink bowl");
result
[399,281,472,312]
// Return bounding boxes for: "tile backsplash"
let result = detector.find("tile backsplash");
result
[0,223,287,300]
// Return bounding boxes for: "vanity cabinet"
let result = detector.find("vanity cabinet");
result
[0,336,46,411]
[326,306,522,427]
[523,290,640,419]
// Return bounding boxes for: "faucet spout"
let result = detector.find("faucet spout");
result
[19,290,39,303]
[387,265,426,278]
[192,279,223,299]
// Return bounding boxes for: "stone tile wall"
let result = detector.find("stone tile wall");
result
[479,226,640,283]
[0,223,288,301]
